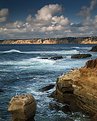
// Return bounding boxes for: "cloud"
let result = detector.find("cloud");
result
[26,4,70,32]
[52,16,69,26]
[0,5,71,39]
[41,25,64,32]
[78,0,97,20]
[26,4,69,30]
[90,0,97,10]
[36,4,62,21]
[70,0,97,37]
[0,8,8,17]
[26,14,33,23]
[0,17,7,22]
[0,8,9,22]
[1,2,97,39]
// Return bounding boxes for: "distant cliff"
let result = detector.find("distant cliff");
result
[0,37,97,44]
[0,39,68,44]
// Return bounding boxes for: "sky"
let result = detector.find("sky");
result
[0,0,97,39]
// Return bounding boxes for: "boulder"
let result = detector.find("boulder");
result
[8,94,36,121]
[39,84,55,92]
[53,58,97,116]
[90,46,97,52]
[71,54,92,59]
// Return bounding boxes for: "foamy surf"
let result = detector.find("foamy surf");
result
[0,49,80,55]
[0,57,55,66]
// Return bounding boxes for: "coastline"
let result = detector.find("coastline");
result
[0,44,97,121]
[0,37,97,44]
[52,58,97,120]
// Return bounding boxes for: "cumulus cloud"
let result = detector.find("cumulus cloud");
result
[1,2,97,39]
[0,4,71,39]
[36,4,62,21]
[0,8,8,22]
[26,4,70,32]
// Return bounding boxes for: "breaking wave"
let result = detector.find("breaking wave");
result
[0,49,80,55]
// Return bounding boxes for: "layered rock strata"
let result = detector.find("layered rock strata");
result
[53,58,97,119]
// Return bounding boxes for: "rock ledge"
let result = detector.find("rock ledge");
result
[53,58,97,120]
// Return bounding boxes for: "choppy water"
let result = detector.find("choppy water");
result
[0,44,96,121]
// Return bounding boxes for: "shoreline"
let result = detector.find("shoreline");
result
[52,58,97,120]
[0,37,97,44]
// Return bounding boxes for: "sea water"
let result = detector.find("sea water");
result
[0,44,96,121]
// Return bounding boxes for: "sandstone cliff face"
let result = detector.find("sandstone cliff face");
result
[0,37,97,44]
[1,39,43,44]
[81,38,97,44]
[54,58,97,117]
[0,39,68,44]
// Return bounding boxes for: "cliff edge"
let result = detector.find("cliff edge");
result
[0,37,97,44]
[53,58,97,119]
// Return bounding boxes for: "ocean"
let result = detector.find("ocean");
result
[0,44,96,121]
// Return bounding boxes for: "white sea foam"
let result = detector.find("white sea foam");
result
[0,49,21,53]
[0,49,80,55]
[0,57,55,66]
[71,47,80,49]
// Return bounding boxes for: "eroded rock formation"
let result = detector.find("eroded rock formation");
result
[53,58,97,119]
[71,54,92,59]
[90,46,97,52]
[8,94,36,121]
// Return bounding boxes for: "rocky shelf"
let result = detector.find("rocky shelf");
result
[52,58,97,121]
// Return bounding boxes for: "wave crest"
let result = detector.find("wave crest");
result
[0,49,80,54]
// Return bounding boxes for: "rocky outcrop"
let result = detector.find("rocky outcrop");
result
[41,56,63,60]
[50,56,63,60]
[86,58,97,68]
[39,84,55,92]
[8,94,36,121]
[53,58,97,119]
[90,46,97,52]
[71,54,92,59]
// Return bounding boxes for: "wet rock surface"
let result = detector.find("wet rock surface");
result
[8,94,36,121]
[53,58,97,119]
[50,56,63,60]
[71,54,92,59]
[90,45,97,52]
[41,55,63,60]
[91,114,97,121]
[39,84,55,92]
[49,102,71,113]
